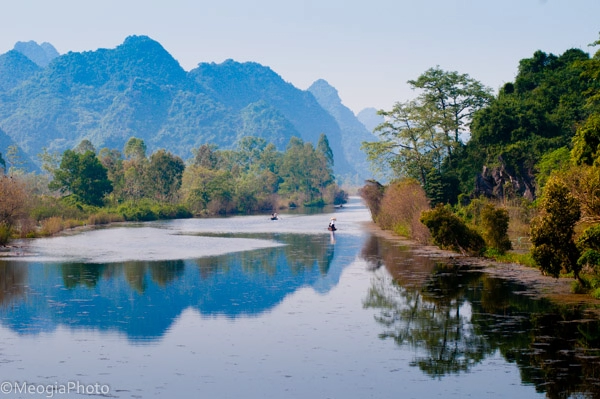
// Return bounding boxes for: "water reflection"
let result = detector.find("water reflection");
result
[362,234,600,398]
[0,262,26,306]
[0,233,345,342]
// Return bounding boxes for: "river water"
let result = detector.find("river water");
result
[0,198,599,398]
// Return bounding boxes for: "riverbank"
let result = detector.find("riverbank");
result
[363,221,600,309]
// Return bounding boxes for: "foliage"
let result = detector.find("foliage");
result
[124,137,147,160]
[358,179,385,220]
[181,135,344,215]
[0,175,28,235]
[576,224,600,270]
[49,149,113,206]
[181,166,235,215]
[146,149,185,202]
[408,66,493,144]
[73,139,96,155]
[456,47,594,201]
[374,178,431,243]
[317,133,334,167]
[556,163,600,222]
[362,67,492,202]
[534,147,571,193]
[480,204,512,254]
[276,136,341,207]
[530,178,581,278]
[0,223,10,245]
[115,200,191,222]
[420,204,486,255]
[572,113,600,166]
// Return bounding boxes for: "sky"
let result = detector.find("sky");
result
[1,0,599,114]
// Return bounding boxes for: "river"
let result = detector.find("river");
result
[0,197,598,398]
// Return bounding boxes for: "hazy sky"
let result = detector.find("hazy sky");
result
[1,0,599,114]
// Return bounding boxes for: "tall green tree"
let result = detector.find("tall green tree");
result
[279,137,333,204]
[98,148,125,200]
[363,67,491,200]
[408,66,493,146]
[191,144,219,169]
[49,150,113,206]
[146,149,185,202]
[317,133,334,167]
[122,138,148,201]
[124,137,147,160]
[73,139,96,155]
[362,100,447,186]
[530,178,581,279]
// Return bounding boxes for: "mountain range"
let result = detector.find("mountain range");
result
[0,35,379,183]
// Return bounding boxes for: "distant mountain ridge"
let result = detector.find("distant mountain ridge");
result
[356,107,384,134]
[308,79,376,180]
[0,35,373,182]
[13,40,59,67]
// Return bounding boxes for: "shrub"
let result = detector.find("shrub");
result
[88,212,125,225]
[29,195,87,221]
[358,180,385,221]
[420,204,486,255]
[40,217,64,236]
[117,202,157,221]
[376,178,430,243]
[530,178,581,278]
[480,204,512,254]
[152,204,192,219]
[0,223,11,245]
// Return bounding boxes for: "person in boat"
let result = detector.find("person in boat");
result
[328,217,337,231]
[271,212,278,220]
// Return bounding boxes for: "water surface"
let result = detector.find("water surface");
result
[0,199,598,398]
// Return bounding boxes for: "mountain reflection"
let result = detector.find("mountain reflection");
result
[362,234,600,398]
[0,233,344,341]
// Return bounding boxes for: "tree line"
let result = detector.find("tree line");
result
[0,134,346,244]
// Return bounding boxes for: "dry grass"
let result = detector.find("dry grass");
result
[39,217,64,236]
[376,179,431,244]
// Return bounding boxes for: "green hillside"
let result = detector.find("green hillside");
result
[0,35,358,180]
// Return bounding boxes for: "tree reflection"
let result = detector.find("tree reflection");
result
[195,233,335,277]
[61,260,185,292]
[364,263,492,377]
[362,233,600,397]
[57,233,335,293]
[149,260,184,287]
[0,262,26,307]
[62,263,105,288]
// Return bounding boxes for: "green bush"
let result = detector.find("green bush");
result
[577,224,600,253]
[420,204,486,255]
[117,202,157,221]
[151,204,192,219]
[117,201,192,221]
[0,223,11,245]
[29,195,87,221]
[480,204,512,254]
[530,178,581,278]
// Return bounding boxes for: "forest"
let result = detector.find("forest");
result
[0,133,346,243]
[361,34,600,295]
